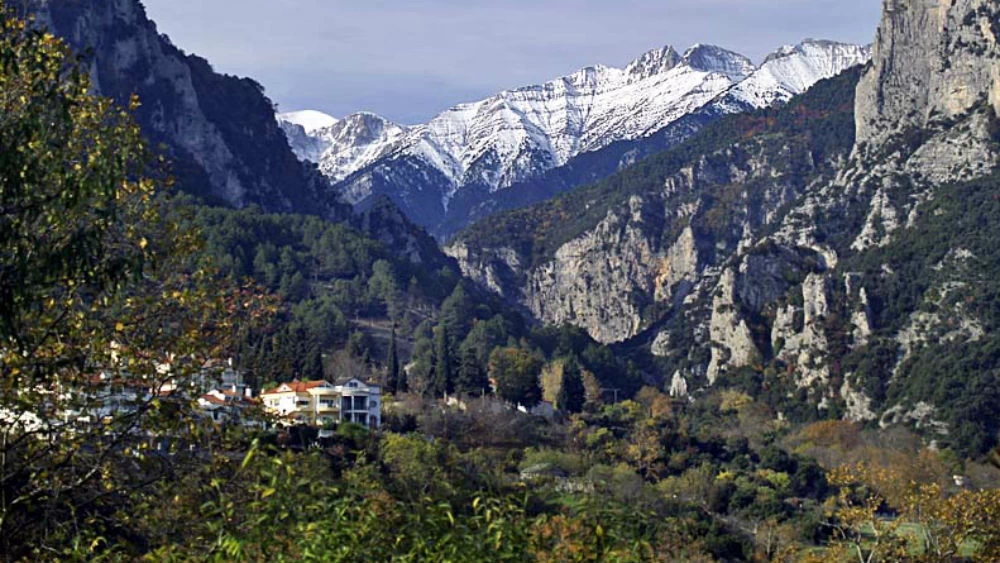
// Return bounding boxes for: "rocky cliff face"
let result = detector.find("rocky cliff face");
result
[25,0,347,219]
[453,0,1000,450]
[670,0,1000,413]
[856,0,1000,148]
[448,110,843,344]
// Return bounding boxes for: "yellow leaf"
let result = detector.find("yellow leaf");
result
[139,237,148,250]
[115,322,124,332]
[261,488,276,499]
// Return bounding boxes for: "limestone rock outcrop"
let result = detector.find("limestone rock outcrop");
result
[856,0,1000,148]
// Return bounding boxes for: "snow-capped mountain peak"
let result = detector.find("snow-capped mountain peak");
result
[278,110,407,184]
[282,42,762,198]
[625,45,681,81]
[326,112,405,147]
[681,44,756,81]
[280,39,870,234]
[721,40,872,111]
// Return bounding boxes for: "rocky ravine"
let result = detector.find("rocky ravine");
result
[451,0,1000,431]
[448,123,844,346]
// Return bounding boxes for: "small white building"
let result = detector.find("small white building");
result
[197,388,259,426]
[335,377,382,428]
[261,378,381,429]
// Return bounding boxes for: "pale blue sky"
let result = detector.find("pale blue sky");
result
[141,0,881,124]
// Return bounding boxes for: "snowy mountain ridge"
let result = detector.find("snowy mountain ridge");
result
[720,40,873,111]
[279,39,870,224]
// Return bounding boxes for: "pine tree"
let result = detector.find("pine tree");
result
[431,325,453,397]
[456,344,488,396]
[440,283,475,339]
[557,358,585,414]
[387,326,400,394]
[302,345,323,380]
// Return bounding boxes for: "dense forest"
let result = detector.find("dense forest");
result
[836,171,1000,456]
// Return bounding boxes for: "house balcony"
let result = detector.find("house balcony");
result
[315,401,340,413]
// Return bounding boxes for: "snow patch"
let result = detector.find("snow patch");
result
[277,110,338,134]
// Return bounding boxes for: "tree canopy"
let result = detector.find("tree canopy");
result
[0,10,268,557]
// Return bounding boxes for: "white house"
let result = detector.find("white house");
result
[197,388,260,426]
[261,378,381,428]
[335,377,382,428]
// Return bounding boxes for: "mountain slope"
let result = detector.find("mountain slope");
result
[293,44,752,194]
[24,0,461,269]
[284,40,869,236]
[449,67,863,343]
[23,0,347,220]
[450,0,1000,455]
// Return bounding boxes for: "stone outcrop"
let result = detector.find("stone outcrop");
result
[840,379,878,422]
[445,243,524,297]
[856,0,1000,149]
[453,0,1000,439]
[706,269,760,384]
[770,273,831,388]
[845,274,873,348]
[522,197,665,344]
[669,371,689,398]
[655,226,700,302]
[25,0,347,219]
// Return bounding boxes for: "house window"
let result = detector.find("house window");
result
[353,396,367,410]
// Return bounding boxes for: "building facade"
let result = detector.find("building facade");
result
[261,378,381,428]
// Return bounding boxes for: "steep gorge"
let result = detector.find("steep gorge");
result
[452,0,1000,452]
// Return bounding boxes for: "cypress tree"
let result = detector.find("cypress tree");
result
[431,325,453,397]
[387,326,400,394]
[457,344,488,396]
[398,361,409,394]
[557,358,585,414]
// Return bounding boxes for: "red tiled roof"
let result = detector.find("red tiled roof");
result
[261,380,330,395]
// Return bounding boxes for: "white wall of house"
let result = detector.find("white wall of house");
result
[262,379,382,429]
